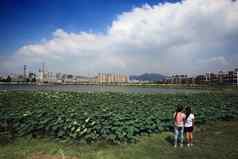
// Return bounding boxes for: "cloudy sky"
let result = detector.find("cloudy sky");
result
[0,0,238,76]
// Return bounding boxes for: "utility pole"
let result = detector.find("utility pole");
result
[237,71,238,87]
[24,65,27,80]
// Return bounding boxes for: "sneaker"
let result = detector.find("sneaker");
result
[174,144,177,148]
[180,144,183,148]
[190,143,193,147]
[187,144,190,147]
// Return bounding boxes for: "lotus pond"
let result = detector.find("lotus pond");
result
[0,91,238,144]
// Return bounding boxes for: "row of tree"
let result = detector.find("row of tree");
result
[0,76,36,83]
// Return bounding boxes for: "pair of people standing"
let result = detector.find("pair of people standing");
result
[173,105,195,148]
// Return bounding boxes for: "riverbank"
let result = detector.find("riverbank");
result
[1,120,238,159]
[1,91,238,159]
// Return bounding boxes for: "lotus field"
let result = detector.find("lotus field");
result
[0,91,238,144]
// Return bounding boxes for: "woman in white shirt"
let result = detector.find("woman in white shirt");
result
[184,106,195,147]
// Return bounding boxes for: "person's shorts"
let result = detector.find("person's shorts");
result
[184,126,193,133]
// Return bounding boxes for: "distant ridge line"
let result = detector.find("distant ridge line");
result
[129,73,167,82]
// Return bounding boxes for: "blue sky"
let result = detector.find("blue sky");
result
[0,0,180,56]
[0,0,237,76]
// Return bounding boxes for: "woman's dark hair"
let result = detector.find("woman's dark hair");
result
[176,105,183,113]
[185,106,192,120]
[175,105,183,120]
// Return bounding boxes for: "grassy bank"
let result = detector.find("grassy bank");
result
[1,91,238,159]
[1,121,238,159]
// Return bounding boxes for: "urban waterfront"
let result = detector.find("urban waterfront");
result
[0,84,209,94]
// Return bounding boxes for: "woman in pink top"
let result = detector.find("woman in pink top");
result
[173,105,186,147]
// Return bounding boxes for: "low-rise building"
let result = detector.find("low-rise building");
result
[96,73,128,83]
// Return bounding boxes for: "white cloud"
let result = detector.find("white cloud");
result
[1,0,238,75]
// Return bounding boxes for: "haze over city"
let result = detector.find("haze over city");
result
[0,0,238,76]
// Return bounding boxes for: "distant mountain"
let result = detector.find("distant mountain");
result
[129,73,167,82]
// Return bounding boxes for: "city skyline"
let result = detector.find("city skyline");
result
[1,63,237,86]
[0,0,238,76]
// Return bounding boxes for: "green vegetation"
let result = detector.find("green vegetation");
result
[0,121,238,159]
[1,91,238,144]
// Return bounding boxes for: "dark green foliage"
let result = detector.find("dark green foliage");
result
[0,91,238,144]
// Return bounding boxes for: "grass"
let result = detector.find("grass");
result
[1,121,238,159]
